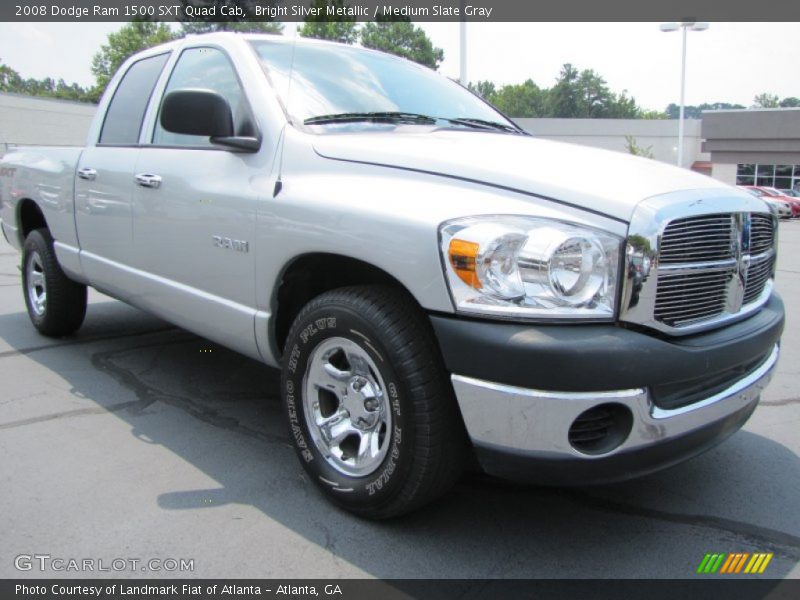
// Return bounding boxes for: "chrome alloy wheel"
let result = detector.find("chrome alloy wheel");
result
[26,251,47,317]
[302,337,392,477]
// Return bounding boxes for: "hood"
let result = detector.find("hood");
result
[313,129,729,222]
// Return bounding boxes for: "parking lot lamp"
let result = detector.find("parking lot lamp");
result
[660,21,709,168]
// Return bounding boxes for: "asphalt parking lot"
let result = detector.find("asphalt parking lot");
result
[0,222,798,581]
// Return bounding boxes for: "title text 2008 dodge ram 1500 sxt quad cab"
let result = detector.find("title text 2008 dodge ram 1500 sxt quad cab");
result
[0,34,784,518]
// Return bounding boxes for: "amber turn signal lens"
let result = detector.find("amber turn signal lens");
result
[448,239,481,289]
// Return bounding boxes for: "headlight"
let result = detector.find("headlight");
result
[440,216,622,320]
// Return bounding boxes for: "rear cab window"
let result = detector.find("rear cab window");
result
[99,53,170,145]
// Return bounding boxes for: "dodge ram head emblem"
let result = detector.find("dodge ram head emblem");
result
[729,213,752,312]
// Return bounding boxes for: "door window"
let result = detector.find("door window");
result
[153,47,255,147]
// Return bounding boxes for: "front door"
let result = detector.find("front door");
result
[131,46,269,358]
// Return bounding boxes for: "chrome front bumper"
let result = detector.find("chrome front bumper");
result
[452,344,778,464]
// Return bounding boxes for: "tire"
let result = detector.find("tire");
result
[281,285,468,519]
[22,228,87,337]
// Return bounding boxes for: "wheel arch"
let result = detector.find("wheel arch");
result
[271,252,420,359]
[17,198,48,243]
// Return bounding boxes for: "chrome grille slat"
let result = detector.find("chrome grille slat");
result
[661,223,733,234]
[660,250,733,261]
[662,226,734,234]
[661,310,727,324]
[663,226,735,233]
[661,234,735,241]
[664,234,731,245]
[657,282,731,291]
[658,272,732,282]
[657,280,731,290]
[656,296,728,308]
[661,243,734,252]
[661,237,730,246]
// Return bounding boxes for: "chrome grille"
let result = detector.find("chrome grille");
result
[652,212,775,329]
[659,214,734,264]
[744,255,775,305]
[654,269,732,326]
[749,214,774,255]
[622,191,777,336]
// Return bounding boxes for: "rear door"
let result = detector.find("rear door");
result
[75,52,169,288]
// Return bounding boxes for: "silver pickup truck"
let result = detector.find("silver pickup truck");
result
[0,33,784,518]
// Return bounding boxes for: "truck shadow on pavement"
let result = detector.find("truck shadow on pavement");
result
[1,299,798,579]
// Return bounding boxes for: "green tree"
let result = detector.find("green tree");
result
[0,59,23,92]
[52,79,93,102]
[298,0,358,44]
[638,108,668,119]
[547,64,639,118]
[491,80,547,117]
[468,80,496,101]
[780,97,800,108]
[753,93,780,108]
[90,22,175,102]
[607,90,640,118]
[179,21,283,34]
[1,58,93,102]
[665,102,745,119]
[547,64,581,117]
[178,1,283,34]
[360,18,444,69]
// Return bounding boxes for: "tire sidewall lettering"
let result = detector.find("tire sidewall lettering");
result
[281,306,411,505]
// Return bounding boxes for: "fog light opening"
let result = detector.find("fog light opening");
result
[568,403,633,455]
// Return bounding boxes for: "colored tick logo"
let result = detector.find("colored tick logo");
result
[697,552,773,574]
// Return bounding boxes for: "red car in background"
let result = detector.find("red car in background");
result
[742,185,800,218]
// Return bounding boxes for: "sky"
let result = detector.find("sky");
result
[0,21,798,111]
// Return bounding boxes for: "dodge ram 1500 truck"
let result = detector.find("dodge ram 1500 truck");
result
[0,34,784,518]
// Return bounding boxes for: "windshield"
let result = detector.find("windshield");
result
[249,40,517,132]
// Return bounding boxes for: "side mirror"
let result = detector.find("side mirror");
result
[160,89,260,152]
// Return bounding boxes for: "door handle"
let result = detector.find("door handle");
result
[77,167,97,181]
[135,173,162,189]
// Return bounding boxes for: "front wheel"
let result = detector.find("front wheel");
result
[22,228,87,337]
[281,285,468,519]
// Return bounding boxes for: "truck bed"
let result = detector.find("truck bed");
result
[0,146,84,252]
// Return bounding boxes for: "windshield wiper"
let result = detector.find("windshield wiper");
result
[304,112,525,134]
[445,117,524,134]
[304,112,437,125]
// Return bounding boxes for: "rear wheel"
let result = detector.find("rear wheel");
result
[22,228,87,337]
[281,285,468,519]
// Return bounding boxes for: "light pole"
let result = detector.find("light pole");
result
[660,21,709,168]
[459,1,467,85]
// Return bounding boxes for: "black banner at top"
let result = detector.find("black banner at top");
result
[3,0,800,22]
